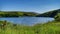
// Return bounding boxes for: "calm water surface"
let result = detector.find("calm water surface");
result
[0,17,54,25]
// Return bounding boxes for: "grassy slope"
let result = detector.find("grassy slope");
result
[34,21,60,34]
[0,20,60,34]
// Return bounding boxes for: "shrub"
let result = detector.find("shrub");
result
[54,13,60,21]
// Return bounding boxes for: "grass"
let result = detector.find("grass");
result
[0,20,60,34]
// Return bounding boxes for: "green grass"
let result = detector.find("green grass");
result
[33,21,60,34]
[0,20,60,34]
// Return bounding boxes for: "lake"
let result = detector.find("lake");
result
[0,17,54,25]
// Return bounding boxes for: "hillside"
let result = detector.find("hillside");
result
[0,9,60,17]
[33,21,60,34]
[0,11,38,17]
[36,9,60,17]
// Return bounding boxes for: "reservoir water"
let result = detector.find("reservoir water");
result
[0,17,54,25]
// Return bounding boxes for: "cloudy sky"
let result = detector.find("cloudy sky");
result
[0,0,60,13]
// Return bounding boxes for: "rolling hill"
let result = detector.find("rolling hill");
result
[36,9,60,17]
[0,11,38,17]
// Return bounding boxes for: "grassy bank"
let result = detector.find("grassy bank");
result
[0,20,60,34]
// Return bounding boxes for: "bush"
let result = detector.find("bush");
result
[54,13,60,21]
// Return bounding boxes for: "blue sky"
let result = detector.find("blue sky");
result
[0,0,60,13]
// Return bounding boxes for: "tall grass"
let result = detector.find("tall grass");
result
[0,20,60,34]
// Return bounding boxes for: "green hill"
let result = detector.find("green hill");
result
[0,9,60,17]
[0,11,38,17]
[36,9,60,17]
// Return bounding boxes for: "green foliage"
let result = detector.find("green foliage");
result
[33,21,60,34]
[54,13,60,21]
[0,21,35,34]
